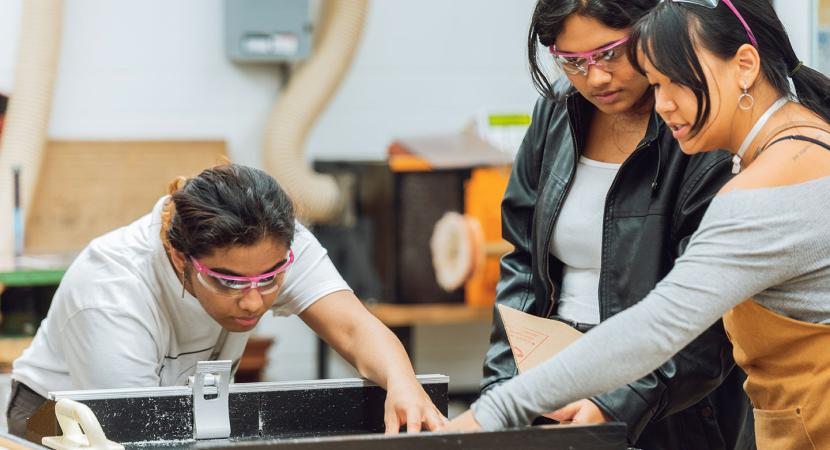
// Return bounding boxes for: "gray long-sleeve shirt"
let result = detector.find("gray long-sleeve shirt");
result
[472,175,830,430]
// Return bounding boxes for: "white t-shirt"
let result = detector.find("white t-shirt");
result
[549,156,621,325]
[12,197,351,397]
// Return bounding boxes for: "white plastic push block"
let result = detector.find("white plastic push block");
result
[41,398,124,450]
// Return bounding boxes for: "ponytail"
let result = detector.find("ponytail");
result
[167,176,189,196]
[160,176,190,252]
[789,63,830,124]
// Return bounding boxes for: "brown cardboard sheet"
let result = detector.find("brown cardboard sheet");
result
[497,304,583,373]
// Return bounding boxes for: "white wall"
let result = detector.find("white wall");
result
[0,0,21,94]
[47,0,282,167]
[44,0,538,165]
[308,0,539,160]
[3,0,819,163]
[774,0,814,66]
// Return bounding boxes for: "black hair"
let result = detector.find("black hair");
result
[167,164,295,258]
[528,0,659,98]
[632,0,830,137]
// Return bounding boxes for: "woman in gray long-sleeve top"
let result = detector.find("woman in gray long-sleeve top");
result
[444,1,830,448]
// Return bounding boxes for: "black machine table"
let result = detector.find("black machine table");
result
[18,369,628,450]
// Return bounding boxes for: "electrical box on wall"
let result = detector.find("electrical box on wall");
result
[225,0,312,63]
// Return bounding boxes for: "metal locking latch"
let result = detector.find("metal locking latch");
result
[189,360,232,440]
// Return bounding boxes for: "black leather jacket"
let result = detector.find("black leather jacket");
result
[482,84,755,449]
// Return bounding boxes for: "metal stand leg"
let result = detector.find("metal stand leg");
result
[317,337,329,379]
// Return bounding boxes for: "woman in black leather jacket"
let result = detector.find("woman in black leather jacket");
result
[479,1,754,448]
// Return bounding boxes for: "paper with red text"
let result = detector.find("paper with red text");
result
[497,304,583,373]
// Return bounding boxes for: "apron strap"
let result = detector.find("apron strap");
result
[755,121,830,160]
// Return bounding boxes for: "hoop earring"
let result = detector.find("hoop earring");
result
[738,81,755,110]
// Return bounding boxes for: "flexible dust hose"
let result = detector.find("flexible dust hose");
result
[262,0,369,223]
[0,0,64,259]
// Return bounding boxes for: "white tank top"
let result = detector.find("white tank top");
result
[549,156,621,324]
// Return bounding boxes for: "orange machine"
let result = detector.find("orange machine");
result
[461,167,511,307]
[389,138,512,308]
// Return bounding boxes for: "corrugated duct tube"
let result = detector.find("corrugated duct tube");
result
[0,0,64,259]
[263,0,368,223]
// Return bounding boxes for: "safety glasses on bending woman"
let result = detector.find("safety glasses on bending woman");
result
[666,0,758,47]
[190,250,294,299]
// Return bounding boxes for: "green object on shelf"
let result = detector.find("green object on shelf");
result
[0,269,66,287]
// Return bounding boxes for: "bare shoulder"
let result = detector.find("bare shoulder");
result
[721,128,830,194]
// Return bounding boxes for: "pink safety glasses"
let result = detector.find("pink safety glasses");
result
[549,37,630,76]
[190,249,294,298]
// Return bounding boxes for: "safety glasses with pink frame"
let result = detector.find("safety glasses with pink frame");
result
[190,249,294,298]
[549,37,630,76]
[666,0,758,48]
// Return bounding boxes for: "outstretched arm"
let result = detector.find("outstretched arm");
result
[446,188,805,430]
[300,290,446,434]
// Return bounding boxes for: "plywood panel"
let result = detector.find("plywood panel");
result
[25,140,227,253]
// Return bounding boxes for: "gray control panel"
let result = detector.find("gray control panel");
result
[225,0,312,63]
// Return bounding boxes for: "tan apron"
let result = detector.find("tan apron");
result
[723,300,830,449]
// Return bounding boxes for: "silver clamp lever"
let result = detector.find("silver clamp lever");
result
[189,360,232,440]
